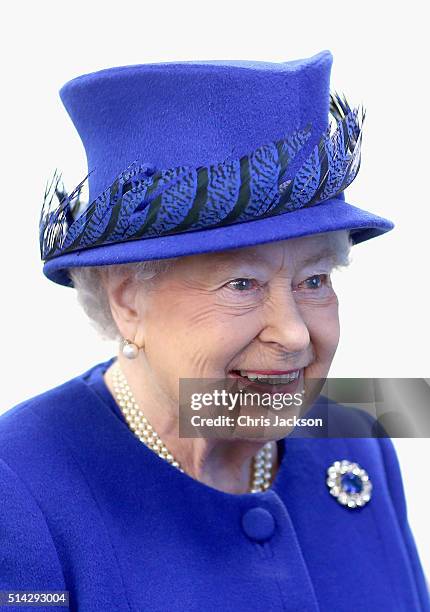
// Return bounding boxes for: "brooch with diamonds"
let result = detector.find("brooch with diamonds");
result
[326,460,372,509]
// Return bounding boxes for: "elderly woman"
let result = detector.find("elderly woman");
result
[1,50,429,611]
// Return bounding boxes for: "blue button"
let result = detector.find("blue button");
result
[241,507,275,542]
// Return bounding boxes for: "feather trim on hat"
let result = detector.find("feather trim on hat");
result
[39,91,365,262]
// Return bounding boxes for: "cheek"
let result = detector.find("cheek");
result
[300,300,340,372]
[142,293,261,377]
[183,310,261,375]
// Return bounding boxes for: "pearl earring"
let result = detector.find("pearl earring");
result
[121,338,141,360]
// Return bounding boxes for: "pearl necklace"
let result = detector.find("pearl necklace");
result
[110,360,274,493]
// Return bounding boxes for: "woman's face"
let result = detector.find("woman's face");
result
[123,233,341,414]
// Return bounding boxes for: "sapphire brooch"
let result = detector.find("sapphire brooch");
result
[326,460,372,509]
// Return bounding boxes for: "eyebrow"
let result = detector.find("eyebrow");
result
[299,247,340,268]
[211,247,339,275]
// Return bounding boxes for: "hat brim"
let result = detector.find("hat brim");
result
[42,197,394,288]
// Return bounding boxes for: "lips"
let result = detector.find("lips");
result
[228,368,304,394]
[237,369,301,376]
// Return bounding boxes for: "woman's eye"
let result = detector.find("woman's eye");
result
[299,274,330,290]
[223,274,330,294]
[226,278,259,291]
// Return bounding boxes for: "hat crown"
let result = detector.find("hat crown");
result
[59,50,333,203]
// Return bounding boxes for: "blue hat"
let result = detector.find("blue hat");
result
[40,49,394,288]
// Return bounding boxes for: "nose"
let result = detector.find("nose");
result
[257,287,310,353]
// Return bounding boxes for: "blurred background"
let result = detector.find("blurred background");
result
[1,0,429,576]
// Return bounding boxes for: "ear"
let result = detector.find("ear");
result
[100,268,142,343]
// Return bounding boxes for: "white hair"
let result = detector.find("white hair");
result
[68,229,353,341]
[68,258,177,341]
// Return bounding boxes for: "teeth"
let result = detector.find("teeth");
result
[239,370,300,383]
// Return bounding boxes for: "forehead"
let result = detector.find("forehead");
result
[183,233,338,271]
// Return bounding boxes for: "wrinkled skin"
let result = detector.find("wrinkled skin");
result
[102,233,343,494]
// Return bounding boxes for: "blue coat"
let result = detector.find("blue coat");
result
[1,356,429,611]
